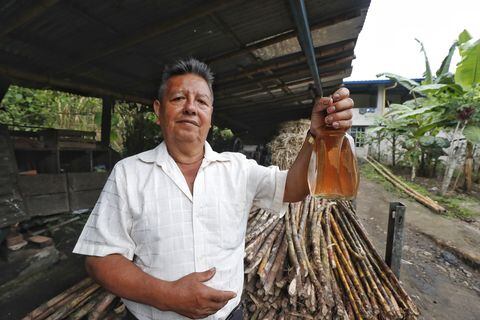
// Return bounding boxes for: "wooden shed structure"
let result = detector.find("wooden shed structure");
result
[0,0,371,227]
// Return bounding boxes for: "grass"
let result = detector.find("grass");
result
[360,162,480,221]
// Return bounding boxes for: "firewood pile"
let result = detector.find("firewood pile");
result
[22,278,125,320]
[242,120,419,319]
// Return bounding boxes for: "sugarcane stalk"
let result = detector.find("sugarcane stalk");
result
[45,283,100,320]
[245,218,279,263]
[246,219,284,274]
[324,204,336,269]
[342,204,419,315]
[264,237,288,294]
[298,196,311,239]
[331,232,372,318]
[330,213,373,316]
[258,222,285,280]
[290,204,309,278]
[285,205,303,294]
[332,250,364,320]
[67,291,103,320]
[246,211,277,243]
[23,278,93,320]
[88,292,116,320]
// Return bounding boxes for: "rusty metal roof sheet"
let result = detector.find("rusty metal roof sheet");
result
[0,0,371,142]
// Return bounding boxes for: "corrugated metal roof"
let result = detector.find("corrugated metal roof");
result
[0,0,371,142]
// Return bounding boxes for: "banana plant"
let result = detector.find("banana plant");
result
[440,30,480,194]
[376,30,479,194]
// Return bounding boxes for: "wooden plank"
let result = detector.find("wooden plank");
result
[0,77,10,102]
[23,193,69,216]
[58,141,96,150]
[17,174,67,196]
[101,97,113,147]
[67,172,108,191]
[0,163,16,175]
[69,190,102,211]
[0,176,16,195]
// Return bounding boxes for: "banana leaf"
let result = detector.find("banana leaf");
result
[464,126,480,144]
[377,73,420,91]
[416,39,433,84]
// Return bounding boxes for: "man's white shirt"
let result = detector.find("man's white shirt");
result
[73,141,287,320]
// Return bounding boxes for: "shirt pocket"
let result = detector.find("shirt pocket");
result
[219,199,247,250]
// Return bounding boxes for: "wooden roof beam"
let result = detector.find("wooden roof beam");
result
[0,64,151,106]
[0,0,60,38]
[57,0,243,75]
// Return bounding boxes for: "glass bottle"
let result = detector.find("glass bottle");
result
[310,127,359,199]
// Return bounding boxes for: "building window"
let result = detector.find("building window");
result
[349,126,366,147]
[358,107,376,114]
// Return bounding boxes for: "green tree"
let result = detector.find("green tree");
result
[377,30,480,194]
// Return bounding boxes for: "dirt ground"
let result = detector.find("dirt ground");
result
[356,178,480,320]
[0,178,479,319]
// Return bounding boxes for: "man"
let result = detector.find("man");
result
[73,58,353,320]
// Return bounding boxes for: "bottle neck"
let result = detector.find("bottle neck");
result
[317,126,347,135]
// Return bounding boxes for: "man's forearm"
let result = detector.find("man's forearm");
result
[85,254,172,311]
[284,137,314,202]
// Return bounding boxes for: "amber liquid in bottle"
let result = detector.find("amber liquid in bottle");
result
[313,128,359,199]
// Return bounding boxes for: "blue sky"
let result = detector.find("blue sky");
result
[346,0,480,80]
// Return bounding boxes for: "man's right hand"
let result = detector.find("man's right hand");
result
[167,268,237,319]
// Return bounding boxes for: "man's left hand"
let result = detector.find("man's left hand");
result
[310,87,353,137]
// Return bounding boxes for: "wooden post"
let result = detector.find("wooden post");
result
[101,97,114,147]
[385,202,406,278]
[0,78,11,103]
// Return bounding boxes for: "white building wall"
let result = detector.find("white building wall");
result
[350,85,386,158]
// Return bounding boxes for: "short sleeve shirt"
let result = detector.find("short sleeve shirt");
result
[73,141,287,320]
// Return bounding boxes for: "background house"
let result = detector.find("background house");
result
[345,79,419,157]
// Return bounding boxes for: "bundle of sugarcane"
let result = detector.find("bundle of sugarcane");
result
[22,278,126,320]
[243,120,419,319]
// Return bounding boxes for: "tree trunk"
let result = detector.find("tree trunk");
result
[377,134,381,162]
[433,158,439,178]
[441,122,465,195]
[463,141,474,193]
[474,160,480,184]
[410,163,416,182]
[472,145,480,184]
[392,134,396,167]
[419,152,426,177]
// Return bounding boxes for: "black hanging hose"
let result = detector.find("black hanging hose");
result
[288,0,323,97]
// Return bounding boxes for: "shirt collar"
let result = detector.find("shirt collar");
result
[137,141,230,166]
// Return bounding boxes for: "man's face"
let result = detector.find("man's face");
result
[154,74,213,144]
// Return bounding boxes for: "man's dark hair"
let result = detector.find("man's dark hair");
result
[157,58,214,101]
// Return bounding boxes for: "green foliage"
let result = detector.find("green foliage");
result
[121,107,163,157]
[416,38,433,83]
[376,73,420,90]
[455,30,480,90]
[437,43,458,78]
[0,85,139,153]
[463,125,480,144]
[373,30,480,184]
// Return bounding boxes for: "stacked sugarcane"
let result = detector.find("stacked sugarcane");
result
[243,120,419,319]
[22,278,125,320]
